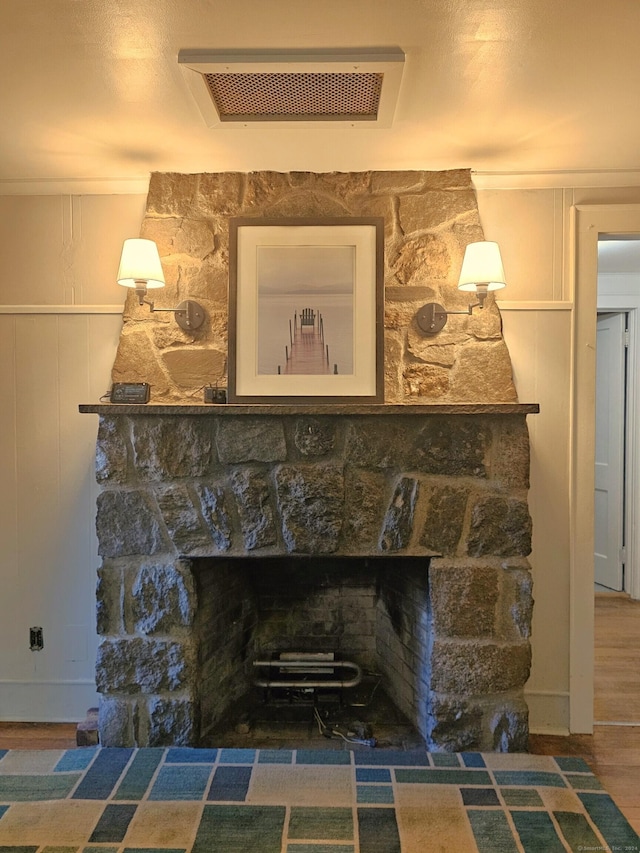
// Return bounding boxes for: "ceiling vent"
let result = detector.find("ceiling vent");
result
[178,48,405,128]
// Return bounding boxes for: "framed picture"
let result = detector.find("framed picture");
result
[228,217,384,403]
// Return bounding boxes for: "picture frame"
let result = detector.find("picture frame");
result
[228,217,384,404]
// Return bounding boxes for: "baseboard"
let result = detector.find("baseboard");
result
[525,690,570,736]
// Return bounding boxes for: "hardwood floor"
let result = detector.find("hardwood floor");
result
[0,593,638,835]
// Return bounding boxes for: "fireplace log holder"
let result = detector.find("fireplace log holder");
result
[252,652,362,690]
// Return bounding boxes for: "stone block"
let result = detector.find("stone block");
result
[431,639,531,694]
[96,490,163,558]
[195,483,232,551]
[230,469,277,550]
[131,417,212,479]
[344,419,410,469]
[162,348,227,390]
[98,696,135,747]
[216,418,286,463]
[343,470,386,550]
[379,477,420,552]
[491,416,531,488]
[293,417,336,456]
[154,484,212,554]
[146,172,199,216]
[275,464,344,553]
[449,340,518,403]
[95,637,194,694]
[132,562,196,634]
[427,695,483,752]
[398,190,477,233]
[467,494,532,557]
[429,563,498,637]
[420,485,469,554]
[147,696,197,747]
[96,417,128,484]
[96,564,122,635]
[489,699,529,752]
[412,418,488,476]
[392,233,453,284]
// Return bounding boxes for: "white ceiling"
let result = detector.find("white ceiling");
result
[2,0,640,186]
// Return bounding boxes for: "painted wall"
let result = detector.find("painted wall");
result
[0,194,146,721]
[1,180,638,728]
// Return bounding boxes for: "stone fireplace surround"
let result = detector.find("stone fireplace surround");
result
[81,402,538,753]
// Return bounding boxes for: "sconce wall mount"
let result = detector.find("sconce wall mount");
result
[118,238,206,331]
[415,242,506,337]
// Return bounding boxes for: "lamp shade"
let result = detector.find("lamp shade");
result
[457,241,506,293]
[117,238,165,289]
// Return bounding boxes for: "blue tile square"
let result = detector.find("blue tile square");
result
[149,765,212,800]
[166,748,218,763]
[356,768,391,783]
[461,753,487,768]
[219,749,256,764]
[258,750,293,764]
[295,750,351,765]
[54,748,98,772]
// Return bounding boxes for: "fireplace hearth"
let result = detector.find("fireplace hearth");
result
[81,402,537,752]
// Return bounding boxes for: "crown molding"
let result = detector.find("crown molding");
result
[472,169,640,190]
[0,177,150,195]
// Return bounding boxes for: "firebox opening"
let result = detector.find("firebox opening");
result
[190,555,432,749]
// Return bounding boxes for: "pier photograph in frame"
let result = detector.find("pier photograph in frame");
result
[228,218,384,403]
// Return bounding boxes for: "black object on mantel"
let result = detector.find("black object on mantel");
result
[109,382,150,404]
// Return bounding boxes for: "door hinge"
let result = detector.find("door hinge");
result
[619,546,627,564]
[624,329,630,348]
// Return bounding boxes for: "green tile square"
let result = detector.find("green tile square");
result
[553,756,593,773]
[431,753,461,767]
[0,774,80,801]
[258,750,293,764]
[494,771,566,788]
[295,750,351,765]
[500,788,544,807]
[467,810,520,853]
[287,847,355,853]
[288,806,354,840]
[357,784,394,804]
[193,804,285,852]
[565,773,603,790]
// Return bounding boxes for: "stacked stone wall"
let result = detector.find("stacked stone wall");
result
[111,170,518,404]
[94,409,533,751]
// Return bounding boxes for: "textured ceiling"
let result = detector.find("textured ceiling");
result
[0,0,639,184]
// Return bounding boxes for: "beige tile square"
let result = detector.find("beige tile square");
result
[397,805,476,853]
[395,783,461,808]
[482,753,558,771]
[248,765,353,806]
[0,750,65,774]
[124,802,204,846]
[0,801,103,844]
[539,786,585,813]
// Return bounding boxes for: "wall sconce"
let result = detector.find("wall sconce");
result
[117,238,205,331]
[415,241,507,335]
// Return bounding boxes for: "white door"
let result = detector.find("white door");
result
[594,312,626,590]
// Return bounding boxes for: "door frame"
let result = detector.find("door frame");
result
[571,204,640,733]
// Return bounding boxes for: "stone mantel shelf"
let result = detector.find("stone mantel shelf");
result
[79,402,539,416]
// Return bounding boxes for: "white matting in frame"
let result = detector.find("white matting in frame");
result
[228,218,384,403]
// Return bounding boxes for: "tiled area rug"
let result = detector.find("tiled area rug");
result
[0,746,638,852]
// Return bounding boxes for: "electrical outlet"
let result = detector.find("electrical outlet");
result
[29,626,43,651]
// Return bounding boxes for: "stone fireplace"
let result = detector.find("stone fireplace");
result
[81,168,538,752]
[81,403,537,751]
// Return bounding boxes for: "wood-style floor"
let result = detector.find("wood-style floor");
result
[0,593,638,834]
